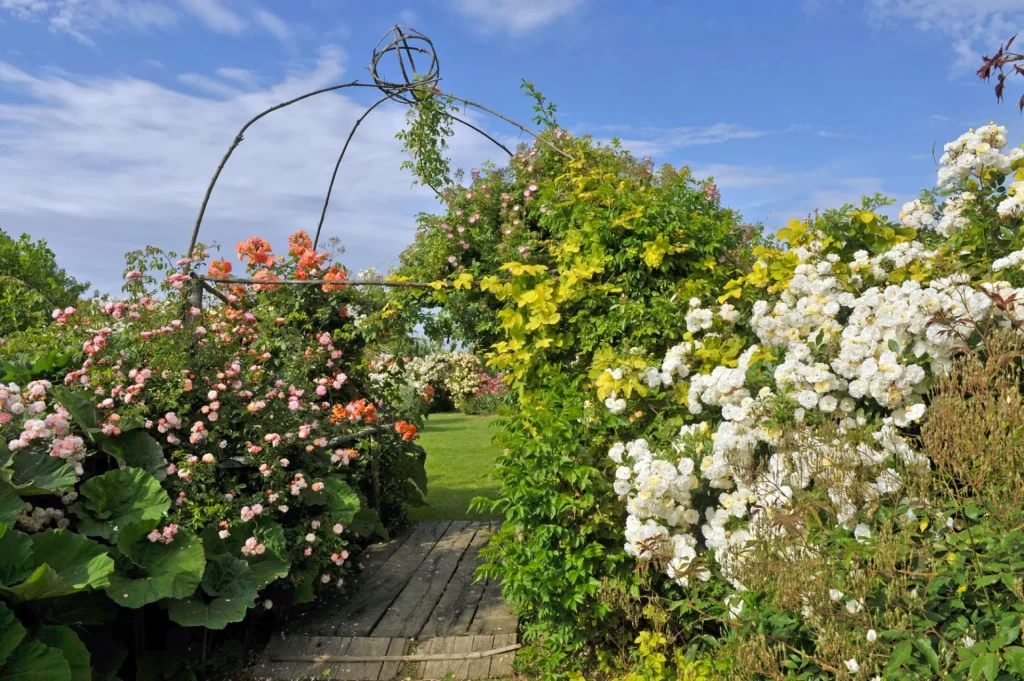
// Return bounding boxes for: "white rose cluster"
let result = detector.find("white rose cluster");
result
[602,123,1024,598]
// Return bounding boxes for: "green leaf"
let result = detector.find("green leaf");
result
[324,477,362,526]
[970,652,1000,681]
[105,525,205,608]
[4,531,114,601]
[0,640,71,681]
[0,479,23,526]
[0,528,34,586]
[349,508,387,540]
[33,626,90,681]
[95,431,167,482]
[887,639,913,674]
[165,556,257,630]
[914,637,940,674]
[200,518,289,590]
[1005,647,1024,674]
[0,602,26,666]
[888,339,899,353]
[70,468,170,541]
[49,387,98,435]
[9,452,76,496]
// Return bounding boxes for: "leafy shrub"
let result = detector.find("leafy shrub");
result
[389,82,1024,680]
[0,231,426,678]
[0,229,89,337]
[387,83,760,674]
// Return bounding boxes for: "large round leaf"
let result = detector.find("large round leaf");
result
[200,517,289,590]
[0,479,23,526]
[0,601,26,666]
[324,477,362,526]
[9,452,76,497]
[105,524,205,608]
[3,531,114,601]
[49,387,98,435]
[164,556,257,630]
[0,528,34,586]
[70,468,170,542]
[0,640,71,681]
[33,626,90,681]
[95,431,167,482]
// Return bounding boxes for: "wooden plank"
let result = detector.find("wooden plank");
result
[321,521,452,636]
[465,636,493,680]
[252,634,290,680]
[372,521,476,638]
[415,637,438,680]
[358,527,416,581]
[420,637,455,680]
[486,634,517,679]
[447,636,475,680]
[467,578,512,635]
[331,637,391,680]
[293,635,339,679]
[420,524,491,637]
[378,637,408,681]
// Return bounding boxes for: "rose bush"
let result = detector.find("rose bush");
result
[0,231,427,679]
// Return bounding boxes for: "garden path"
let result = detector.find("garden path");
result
[254,520,518,680]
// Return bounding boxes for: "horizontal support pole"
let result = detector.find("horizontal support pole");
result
[271,643,521,664]
[203,276,435,289]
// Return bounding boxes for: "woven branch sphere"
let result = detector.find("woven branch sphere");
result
[370,25,440,104]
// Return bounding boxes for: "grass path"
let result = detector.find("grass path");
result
[409,412,502,521]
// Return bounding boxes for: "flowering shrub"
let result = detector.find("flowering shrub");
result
[390,80,1024,679]
[0,231,426,678]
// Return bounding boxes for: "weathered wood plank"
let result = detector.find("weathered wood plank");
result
[414,637,438,680]
[487,634,517,678]
[372,521,476,638]
[292,635,341,679]
[420,637,455,680]
[467,578,512,635]
[252,634,290,680]
[378,637,408,680]
[358,527,416,581]
[465,636,493,680]
[447,635,475,680]
[420,524,491,637]
[320,521,452,636]
[331,637,391,680]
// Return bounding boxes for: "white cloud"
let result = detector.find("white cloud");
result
[868,0,1024,73]
[593,123,771,158]
[452,0,585,35]
[253,7,290,41]
[690,164,795,189]
[0,49,502,293]
[2,0,178,43]
[215,66,259,88]
[178,0,243,34]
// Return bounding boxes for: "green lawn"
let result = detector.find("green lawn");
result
[409,412,502,521]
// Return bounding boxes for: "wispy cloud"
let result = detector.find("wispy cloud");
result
[0,49,503,293]
[178,0,244,34]
[1,0,178,43]
[588,122,771,158]
[691,164,795,189]
[867,0,1024,74]
[252,7,290,41]
[452,0,586,35]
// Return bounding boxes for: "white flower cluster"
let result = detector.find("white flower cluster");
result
[603,123,1024,601]
[16,502,70,532]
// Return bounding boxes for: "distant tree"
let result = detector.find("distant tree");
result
[0,228,89,336]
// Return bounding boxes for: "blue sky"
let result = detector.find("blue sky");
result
[1,0,1023,293]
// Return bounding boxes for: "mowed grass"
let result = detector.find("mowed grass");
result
[409,412,502,521]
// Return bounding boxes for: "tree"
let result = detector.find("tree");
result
[0,229,89,336]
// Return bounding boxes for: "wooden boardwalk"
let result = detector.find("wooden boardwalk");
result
[254,521,518,680]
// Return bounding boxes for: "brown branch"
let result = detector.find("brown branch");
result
[441,90,573,160]
[186,80,425,258]
[313,94,394,250]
